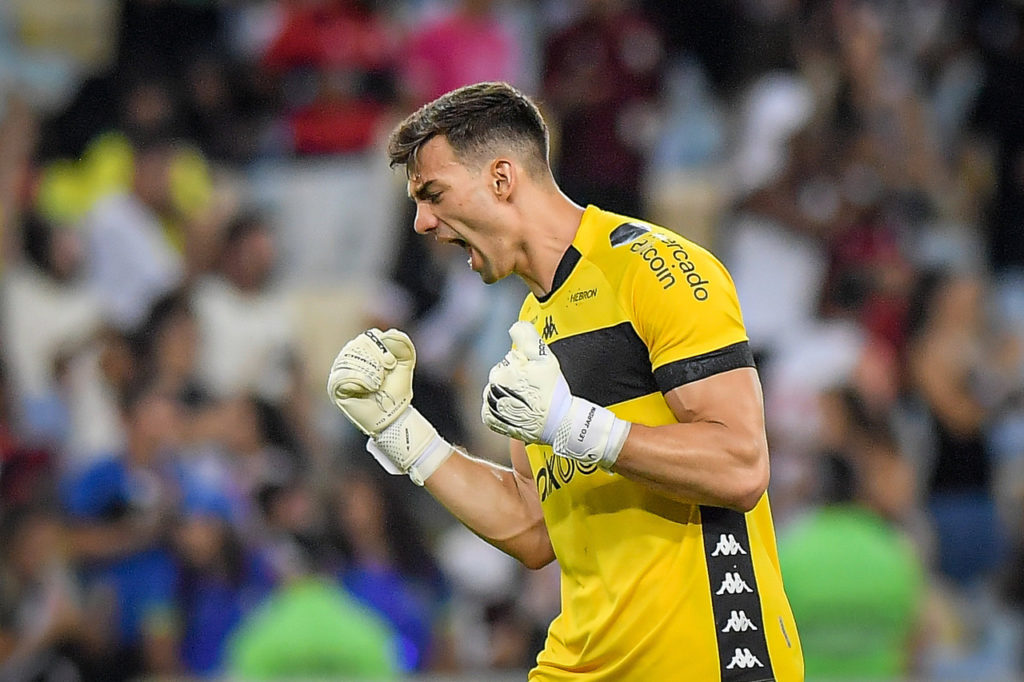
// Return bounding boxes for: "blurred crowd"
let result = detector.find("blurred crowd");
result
[0,0,1023,680]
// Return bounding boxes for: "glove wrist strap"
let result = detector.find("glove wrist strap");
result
[407,436,452,486]
[539,379,573,445]
[368,407,452,486]
[552,398,631,469]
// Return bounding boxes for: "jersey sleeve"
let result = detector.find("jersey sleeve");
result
[625,235,754,394]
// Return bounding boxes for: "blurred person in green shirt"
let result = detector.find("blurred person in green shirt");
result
[226,575,396,680]
[779,398,927,680]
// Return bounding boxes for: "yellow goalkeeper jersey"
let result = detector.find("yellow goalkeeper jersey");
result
[519,206,803,681]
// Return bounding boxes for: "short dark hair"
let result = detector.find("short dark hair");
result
[387,81,550,177]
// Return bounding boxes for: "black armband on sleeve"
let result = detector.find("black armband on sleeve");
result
[652,341,755,394]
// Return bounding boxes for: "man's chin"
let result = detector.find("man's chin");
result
[477,266,509,285]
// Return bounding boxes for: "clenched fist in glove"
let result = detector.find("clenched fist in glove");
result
[327,329,452,485]
[482,322,631,469]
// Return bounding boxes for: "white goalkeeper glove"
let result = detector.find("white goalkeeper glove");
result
[481,321,631,469]
[327,329,452,485]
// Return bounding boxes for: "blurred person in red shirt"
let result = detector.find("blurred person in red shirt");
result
[542,0,665,217]
[263,0,401,155]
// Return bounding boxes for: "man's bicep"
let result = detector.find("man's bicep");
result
[663,367,767,441]
[508,439,556,567]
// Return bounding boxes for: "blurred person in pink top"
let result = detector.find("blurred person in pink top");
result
[399,0,524,108]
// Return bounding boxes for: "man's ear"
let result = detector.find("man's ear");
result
[492,159,514,200]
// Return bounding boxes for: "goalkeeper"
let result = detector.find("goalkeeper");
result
[328,82,804,682]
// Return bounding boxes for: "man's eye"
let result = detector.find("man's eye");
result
[427,193,442,204]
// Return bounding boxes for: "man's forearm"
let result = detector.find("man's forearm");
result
[325,327,555,568]
[612,420,769,513]
[425,450,555,569]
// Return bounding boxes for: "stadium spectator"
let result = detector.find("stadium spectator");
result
[192,213,294,401]
[435,522,539,672]
[225,574,396,680]
[0,504,91,682]
[181,52,265,165]
[253,469,324,580]
[60,327,137,472]
[903,269,1011,587]
[0,214,102,448]
[60,380,189,680]
[541,0,666,216]
[171,482,277,677]
[262,0,401,155]
[398,0,522,108]
[190,212,317,460]
[722,99,830,367]
[132,291,208,410]
[78,135,188,332]
[328,462,450,673]
[778,448,927,679]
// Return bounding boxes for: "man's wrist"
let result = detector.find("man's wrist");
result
[539,378,573,445]
[407,436,453,486]
[552,398,631,469]
[369,407,453,485]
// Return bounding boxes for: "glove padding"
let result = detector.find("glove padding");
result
[327,328,414,436]
[328,329,451,485]
[482,321,630,468]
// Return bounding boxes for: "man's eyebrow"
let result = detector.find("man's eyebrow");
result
[411,179,439,201]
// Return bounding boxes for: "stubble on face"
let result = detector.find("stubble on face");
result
[407,138,520,285]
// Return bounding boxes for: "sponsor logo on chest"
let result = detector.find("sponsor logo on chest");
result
[568,288,597,304]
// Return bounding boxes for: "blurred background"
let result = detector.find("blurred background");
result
[0,0,1023,680]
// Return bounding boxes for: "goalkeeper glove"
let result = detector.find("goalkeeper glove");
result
[481,321,630,468]
[327,329,451,485]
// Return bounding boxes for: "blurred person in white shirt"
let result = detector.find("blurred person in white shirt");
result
[192,211,297,403]
[79,135,185,333]
[0,213,102,448]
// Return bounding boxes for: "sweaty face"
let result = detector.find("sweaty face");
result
[407,136,513,284]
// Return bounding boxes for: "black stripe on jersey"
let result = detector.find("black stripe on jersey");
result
[700,506,775,682]
[548,322,659,407]
[537,246,582,303]
[653,341,755,394]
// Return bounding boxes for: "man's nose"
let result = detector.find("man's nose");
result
[413,203,438,235]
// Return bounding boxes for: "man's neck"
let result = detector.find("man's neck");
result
[516,190,585,298]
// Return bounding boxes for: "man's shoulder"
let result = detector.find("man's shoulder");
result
[583,207,708,258]
[582,209,721,292]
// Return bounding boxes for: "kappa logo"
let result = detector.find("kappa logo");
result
[711,533,747,557]
[542,316,558,340]
[716,572,753,595]
[726,648,764,670]
[722,610,758,633]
